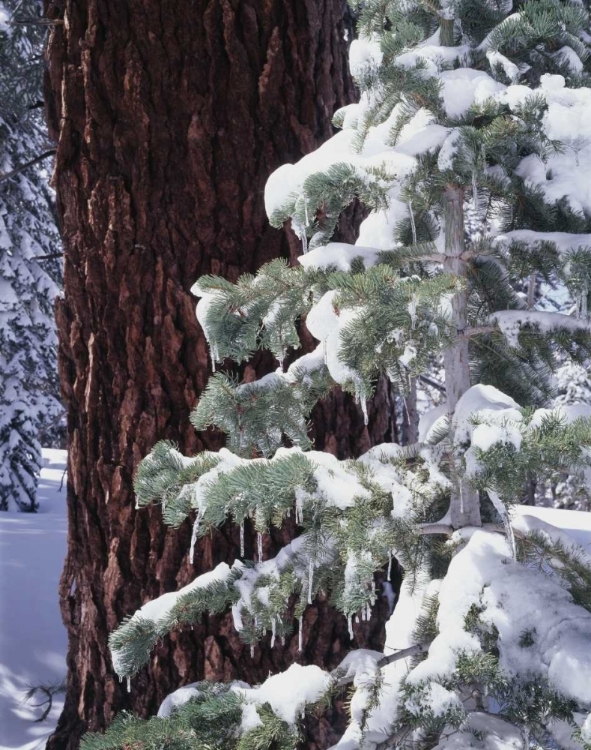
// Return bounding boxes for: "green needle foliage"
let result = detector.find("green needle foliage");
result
[92,1,591,748]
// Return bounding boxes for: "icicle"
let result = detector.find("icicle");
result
[240,521,245,557]
[408,200,417,245]
[387,552,393,581]
[270,618,276,649]
[298,616,303,652]
[189,510,201,564]
[366,601,371,621]
[286,508,291,518]
[307,559,314,604]
[257,531,263,563]
[361,606,366,622]
[581,281,589,319]
[360,394,368,426]
[126,677,131,693]
[250,644,255,658]
[281,636,285,646]
[472,170,479,215]
[296,492,303,525]
[211,344,219,373]
[347,615,354,640]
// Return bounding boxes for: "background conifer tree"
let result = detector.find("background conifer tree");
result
[0,0,62,512]
[82,0,591,748]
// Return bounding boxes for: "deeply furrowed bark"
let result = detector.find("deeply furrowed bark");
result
[43,1,395,748]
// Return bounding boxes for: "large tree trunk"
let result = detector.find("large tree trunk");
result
[44,2,394,749]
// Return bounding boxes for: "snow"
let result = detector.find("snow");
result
[238,663,331,725]
[490,309,591,349]
[452,384,522,445]
[134,562,234,626]
[298,243,383,272]
[493,230,591,256]
[411,528,591,703]
[348,37,383,78]
[0,449,67,750]
[486,50,519,82]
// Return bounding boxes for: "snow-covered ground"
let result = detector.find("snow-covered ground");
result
[0,449,67,750]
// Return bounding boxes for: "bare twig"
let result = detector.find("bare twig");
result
[461,325,497,338]
[418,373,446,393]
[333,642,431,689]
[9,17,64,26]
[0,150,56,185]
[33,253,63,261]
[418,521,507,536]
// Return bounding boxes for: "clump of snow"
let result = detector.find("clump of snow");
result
[239,663,332,725]
[411,529,591,703]
[405,682,463,718]
[349,37,383,78]
[299,242,384,272]
[490,310,591,349]
[438,129,461,171]
[452,384,522,446]
[486,50,519,81]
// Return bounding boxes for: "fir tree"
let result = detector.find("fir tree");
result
[88,1,591,748]
[0,1,62,511]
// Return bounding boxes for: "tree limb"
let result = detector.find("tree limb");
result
[418,373,446,393]
[34,253,63,261]
[333,641,431,689]
[9,17,64,26]
[0,150,56,185]
[462,325,497,338]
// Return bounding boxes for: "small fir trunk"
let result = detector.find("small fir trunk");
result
[442,186,481,528]
[401,377,418,445]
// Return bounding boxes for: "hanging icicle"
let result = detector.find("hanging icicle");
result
[408,200,417,245]
[360,394,369,426]
[126,677,131,694]
[296,492,303,525]
[298,616,303,652]
[189,510,201,564]
[347,615,354,640]
[257,531,263,563]
[240,521,245,558]
[250,644,255,658]
[307,559,314,604]
[581,281,589,319]
[387,552,393,581]
[270,618,276,649]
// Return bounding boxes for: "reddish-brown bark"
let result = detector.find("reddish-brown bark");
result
[44,1,394,748]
